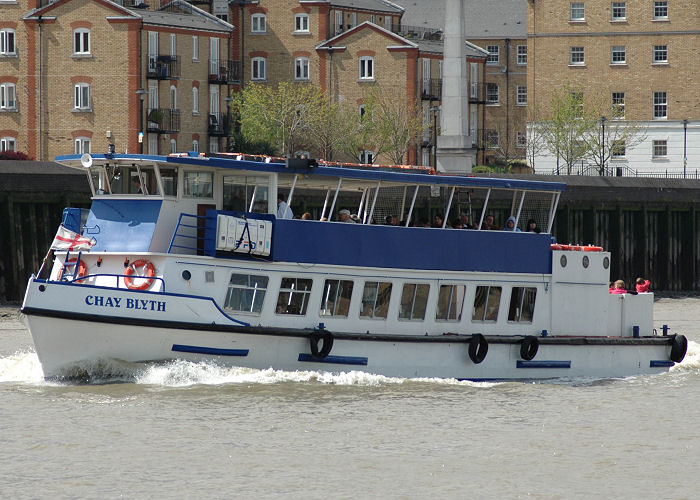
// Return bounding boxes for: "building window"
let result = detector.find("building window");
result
[192,87,199,114]
[653,45,668,63]
[192,139,199,153]
[251,14,266,33]
[73,28,90,55]
[73,83,90,110]
[517,85,527,106]
[209,137,219,153]
[275,277,312,315]
[486,45,499,64]
[224,274,269,314]
[295,57,309,80]
[0,137,17,152]
[508,287,536,322]
[653,139,668,157]
[294,13,309,32]
[359,56,374,80]
[653,1,668,19]
[436,284,465,321]
[359,150,374,164]
[170,34,176,57]
[192,36,199,61]
[485,129,499,148]
[653,91,667,119]
[472,285,501,322]
[398,283,429,321]
[360,281,392,319]
[251,57,266,80]
[170,138,177,154]
[486,83,499,104]
[0,83,16,110]
[611,140,626,158]
[0,29,16,56]
[517,45,527,65]
[612,92,625,118]
[74,137,91,154]
[570,2,585,20]
[184,171,213,197]
[611,2,626,20]
[611,46,626,64]
[570,46,585,65]
[516,131,526,148]
[320,279,354,317]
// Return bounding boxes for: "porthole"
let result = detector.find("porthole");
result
[582,255,589,268]
[182,270,192,280]
[603,256,610,269]
[560,255,567,267]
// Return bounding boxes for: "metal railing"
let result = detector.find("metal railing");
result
[390,24,443,41]
[208,59,241,83]
[147,55,181,80]
[539,162,700,178]
[208,112,229,136]
[146,108,181,134]
[168,212,207,254]
[421,78,442,100]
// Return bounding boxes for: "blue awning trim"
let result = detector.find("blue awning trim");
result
[298,353,369,365]
[516,360,571,369]
[172,344,249,356]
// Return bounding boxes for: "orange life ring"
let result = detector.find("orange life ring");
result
[58,258,88,283]
[570,245,583,251]
[559,244,572,251]
[551,244,564,250]
[124,259,156,290]
[583,245,603,252]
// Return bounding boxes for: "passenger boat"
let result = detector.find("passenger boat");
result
[21,152,687,380]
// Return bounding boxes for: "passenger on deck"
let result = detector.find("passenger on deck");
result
[636,277,651,293]
[610,280,627,294]
[503,216,521,232]
[526,218,542,233]
[277,193,294,219]
[338,209,356,223]
[301,212,313,220]
[452,217,464,229]
[460,214,473,229]
[481,215,498,230]
[432,214,446,228]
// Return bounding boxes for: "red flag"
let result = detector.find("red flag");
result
[50,225,95,251]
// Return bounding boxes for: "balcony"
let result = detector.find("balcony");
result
[208,112,229,136]
[390,24,443,41]
[208,60,241,84]
[421,78,442,100]
[146,108,181,134]
[147,56,181,80]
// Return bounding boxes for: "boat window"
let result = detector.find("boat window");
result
[159,167,178,196]
[399,283,430,320]
[320,279,353,317]
[89,165,111,195]
[472,286,502,322]
[436,284,465,321]
[276,277,313,315]
[184,171,213,198]
[508,287,537,322]
[223,274,269,314]
[223,175,269,213]
[360,281,392,319]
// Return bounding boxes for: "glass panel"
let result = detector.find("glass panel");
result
[224,274,268,314]
[508,287,536,322]
[159,167,178,196]
[107,165,159,195]
[320,279,354,317]
[521,288,537,322]
[223,175,269,212]
[436,284,465,321]
[473,286,501,322]
[360,281,392,319]
[276,277,313,315]
[184,171,213,198]
[485,287,501,321]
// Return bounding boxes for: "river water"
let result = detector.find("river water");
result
[1,298,699,499]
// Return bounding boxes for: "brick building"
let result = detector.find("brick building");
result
[528,0,699,174]
[0,0,233,160]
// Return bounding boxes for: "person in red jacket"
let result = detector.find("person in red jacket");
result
[610,280,627,294]
[636,277,651,293]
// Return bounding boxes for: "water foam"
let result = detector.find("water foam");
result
[0,351,45,384]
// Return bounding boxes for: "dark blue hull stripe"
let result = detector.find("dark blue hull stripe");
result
[650,360,674,368]
[172,344,249,357]
[517,360,571,369]
[298,353,369,365]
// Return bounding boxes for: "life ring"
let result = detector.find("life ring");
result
[670,334,688,363]
[583,245,603,252]
[57,258,87,283]
[468,333,488,364]
[550,244,563,251]
[310,331,334,359]
[124,259,156,290]
[520,336,539,361]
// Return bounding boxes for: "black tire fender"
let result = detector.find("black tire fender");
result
[520,336,539,361]
[468,333,488,364]
[670,334,688,363]
[310,331,334,359]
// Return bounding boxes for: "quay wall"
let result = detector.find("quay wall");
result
[3,161,700,302]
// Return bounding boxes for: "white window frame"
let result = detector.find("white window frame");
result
[652,139,668,158]
[612,91,625,119]
[251,57,266,81]
[294,57,309,81]
[570,2,585,21]
[209,137,219,154]
[359,150,374,164]
[73,28,90,55]
[359,56,374,80]
[516,45,527,65]
[516,132,526,149]
[192,139,199,153]
[294,13,309,32]
[486,45,499,65]
[192,87,199,114]
[611,2,626,20]
[486,83,499,105]
[0,29,16,56]
[74,137,91,154]
[570,46,585,65]
[0,82,17,110]
[611,45,626,64]
[170,34,176,58]
[653,1,668,20]
[485,129,499,148]
[0,137,16,152]
[74,83,91,110]
[653,91,667,119]
[169,85,177,110]
[516,85,527,106]
[170,138,177,154]
[251,14,267,33]
[653,45,668,64]
[192,35,199,61]
[611,139,626,158]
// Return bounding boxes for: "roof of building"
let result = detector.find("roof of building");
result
[415,38,489,58]
[328,0,405,14]
[392,0,526,39]
[316,21,417,50]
